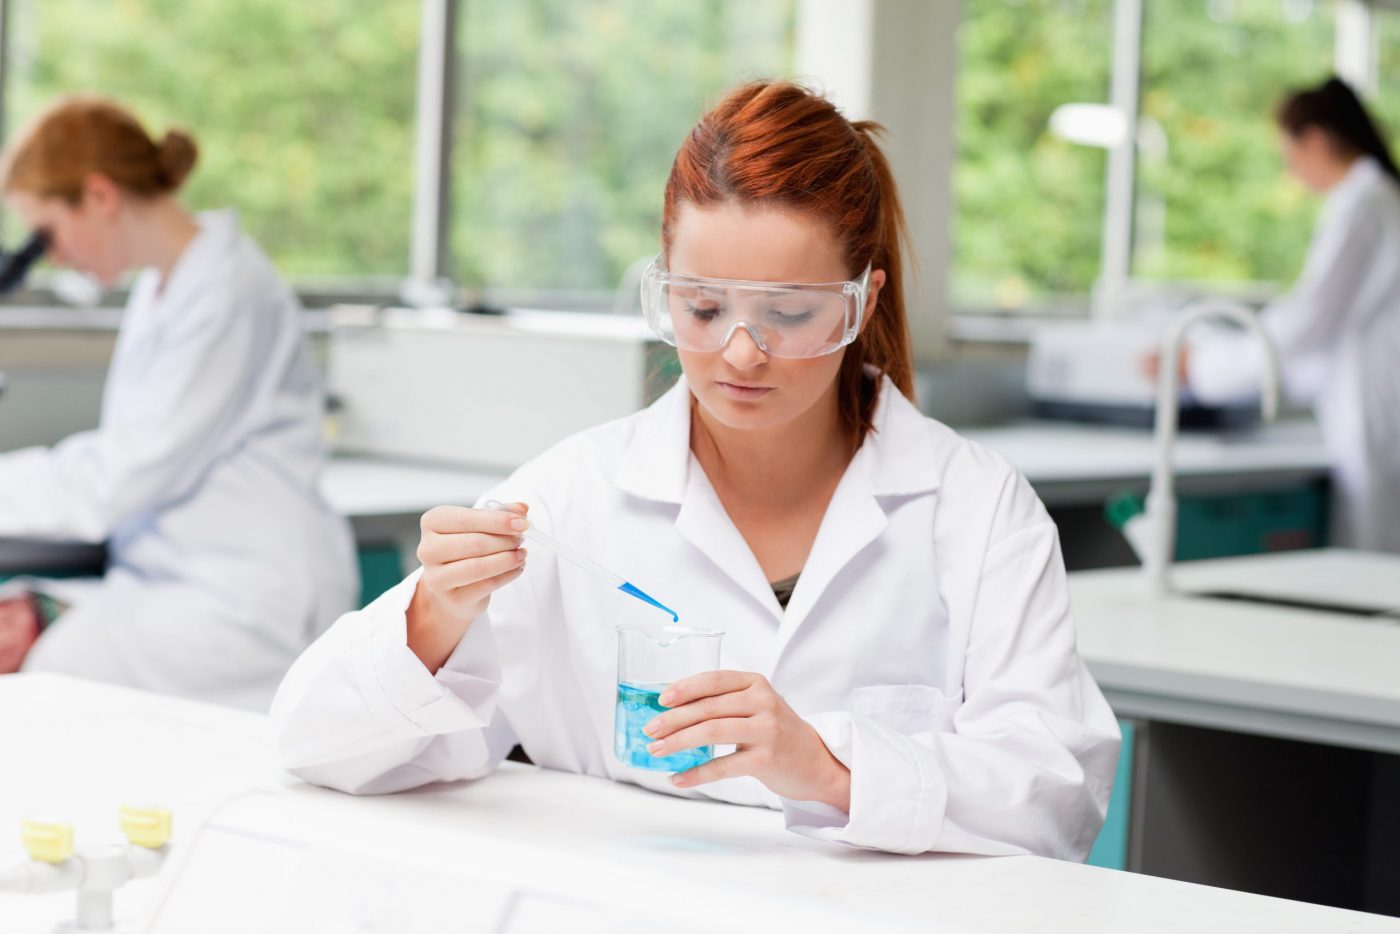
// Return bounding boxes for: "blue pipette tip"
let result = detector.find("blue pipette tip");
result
[617,581,679,622]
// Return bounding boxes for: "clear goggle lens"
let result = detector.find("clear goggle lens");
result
[639,257,869,359]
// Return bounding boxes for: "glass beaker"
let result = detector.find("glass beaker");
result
[614,623,724,771]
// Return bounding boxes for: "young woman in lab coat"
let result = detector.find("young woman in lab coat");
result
[272,82,1120,857]
[1185,77,1400,552]
[0,97,358,710]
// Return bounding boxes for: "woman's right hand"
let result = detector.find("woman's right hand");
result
[406,502,529,673]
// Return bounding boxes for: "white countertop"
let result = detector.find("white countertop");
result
[1072,550,1400,752]
[0,419,1334,569]
[1168,549,1400,614]
[320,417,1331,524]
[964,418,1329,503]
[319,456,503,518]
[2,674,1393,933]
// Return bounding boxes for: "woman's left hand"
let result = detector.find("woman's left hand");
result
[643,670,851,812]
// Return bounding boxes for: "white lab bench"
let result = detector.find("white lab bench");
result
[1072,549,1400,913]
[321,414,1331,533]
[2,674,1395,934]
[0,409,1330,572]
[963,418,1330,505]
[318,456,505,542]
[0,416,1334,613]
[314,417,1331,578]
[1076,550,1400,752]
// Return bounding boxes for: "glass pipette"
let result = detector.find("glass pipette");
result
[482,500,678,621]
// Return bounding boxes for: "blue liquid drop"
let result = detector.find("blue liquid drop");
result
[617,581,679,622]
[614,681,712,772]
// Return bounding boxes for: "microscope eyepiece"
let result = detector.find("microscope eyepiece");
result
[0,229,49,294]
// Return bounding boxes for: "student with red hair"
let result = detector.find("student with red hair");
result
[273,82,1119,858]
[0,96,357,709]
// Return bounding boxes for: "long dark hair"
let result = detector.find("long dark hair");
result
[1276,76,1400,184]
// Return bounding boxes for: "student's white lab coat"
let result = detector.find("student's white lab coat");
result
[272,375,1119,858]
[1189,157,1400,552]
[0,210,358,711]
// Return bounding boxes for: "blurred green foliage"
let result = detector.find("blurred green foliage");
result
[1133,0,1334,283]
[954,0,1113,311]
[6,0,1391,306]
[5,0,418,278]
[952,0,1387,311]
[451,0,794,292]
[1378,13,1400,164]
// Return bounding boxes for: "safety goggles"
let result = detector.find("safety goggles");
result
[639,255,871,359]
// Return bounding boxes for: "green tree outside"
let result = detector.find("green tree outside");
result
[1133,0,1334,284]
[4,0,1387,307]
[5,0,418,279]
[1376,12,1400,166]
[450,0,795,293]
[953,0,1114,311]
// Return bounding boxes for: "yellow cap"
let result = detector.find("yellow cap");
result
[119,805,173,849]
[21,817,74,863]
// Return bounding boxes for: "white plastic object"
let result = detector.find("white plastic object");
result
[50,271,103,308]
[1,808,172,934]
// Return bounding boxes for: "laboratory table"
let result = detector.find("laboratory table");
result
[0,418,1331,576]
[1073,550,1400,913]
[2,674,1396,933]
[964,417,1330,506]
[325,416,1331,522]
[323,417,1333,574]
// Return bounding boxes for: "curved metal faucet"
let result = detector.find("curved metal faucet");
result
[1144,298,1281,596]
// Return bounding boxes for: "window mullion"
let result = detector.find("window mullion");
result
[1096,0,1143,319]
[1336,0,1378,95]
[410,0,457,285]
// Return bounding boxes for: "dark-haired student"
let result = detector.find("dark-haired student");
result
[1185,76,1400,553]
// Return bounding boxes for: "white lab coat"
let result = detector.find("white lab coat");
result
[1189,157,1400,552]
[271,374,1119,858]
[0,210,358,711]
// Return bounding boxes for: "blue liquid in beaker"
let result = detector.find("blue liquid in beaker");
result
[614,681,713,772]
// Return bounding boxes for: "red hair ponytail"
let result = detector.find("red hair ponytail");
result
[661,81,915,451]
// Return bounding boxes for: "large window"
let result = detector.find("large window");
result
[1,0,1389,319]
[952,0,1374,318]
[953,0,1114,313]
[4,0,419,280]
[1132,0,1335,285]
[450,0,796,300]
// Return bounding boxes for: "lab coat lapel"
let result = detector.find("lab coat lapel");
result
[613,378,780,617]
[774,457,887,654]
[614,374,942,636]
[775,377,942,658]
[675,464,783,620]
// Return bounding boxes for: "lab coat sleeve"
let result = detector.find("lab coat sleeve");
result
[0,285,270,541]
[783,490,1120,858]
[269,567,517,795]
[1189,205,1381,405]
